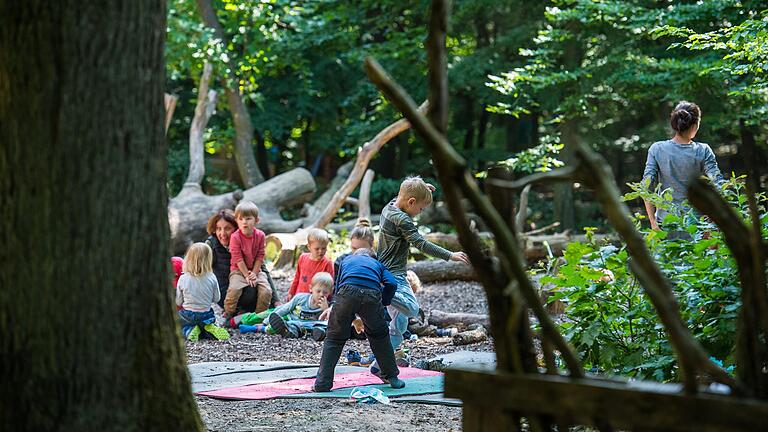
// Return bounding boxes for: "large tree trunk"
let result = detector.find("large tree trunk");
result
[195,0,265,187]
[0,1,203,430]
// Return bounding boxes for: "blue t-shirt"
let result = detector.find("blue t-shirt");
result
[272,293,324,321]
[335,254,398,306]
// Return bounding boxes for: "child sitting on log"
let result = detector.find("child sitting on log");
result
[286,228,334,302]
[313,248,404,392]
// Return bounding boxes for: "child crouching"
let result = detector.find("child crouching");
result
[266,272,332,338]
[176,243,230,341]
[313,249,404,392]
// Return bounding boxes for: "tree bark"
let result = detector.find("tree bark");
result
[195,0,264,187]
[430,310,490,328]
[407,260,477,282]
[454,326,489,346]
[186,62,216,185]
[358,169,375,220]
[164,93,179,134]
[0,1,203,429]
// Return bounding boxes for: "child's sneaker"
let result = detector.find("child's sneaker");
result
[187,326,201,342]
[311,326,326,342]
[204,323,230,340]
[346,349,362,366]
[268,313,300,338]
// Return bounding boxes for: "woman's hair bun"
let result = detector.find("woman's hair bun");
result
[356,217,371,228]
[670,101,700,134]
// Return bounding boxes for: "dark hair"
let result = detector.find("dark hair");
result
[352,248,377,258]
[206,209,237,235]
[670,101,701,134]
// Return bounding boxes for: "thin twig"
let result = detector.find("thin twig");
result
[486,166,578,191]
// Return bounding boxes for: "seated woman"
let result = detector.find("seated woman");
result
[204,209,280,323]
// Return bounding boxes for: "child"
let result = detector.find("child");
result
[332,218,375,339]
[176,243,230,341]
[267,272,333,338]
[313,249,404,392]
[376,176,468,363]
[286,228,334,301]
[333,217,375,276]
[224,201,272,318]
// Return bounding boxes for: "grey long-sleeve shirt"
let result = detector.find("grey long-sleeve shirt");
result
[377,199,453,276]
[642,139,724,220]
[176,272,220,312]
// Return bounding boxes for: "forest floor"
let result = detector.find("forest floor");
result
[185,270,493,432]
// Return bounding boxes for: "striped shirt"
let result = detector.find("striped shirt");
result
[377,199,452,276]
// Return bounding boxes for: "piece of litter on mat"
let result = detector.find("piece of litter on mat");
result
[350,387,390,404]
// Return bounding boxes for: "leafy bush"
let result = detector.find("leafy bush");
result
[541,176,765,381]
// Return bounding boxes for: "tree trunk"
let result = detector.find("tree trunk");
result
[0,2,203,430]
[186,62,216,185]
[554,121,577,231]
[195,0,264,187]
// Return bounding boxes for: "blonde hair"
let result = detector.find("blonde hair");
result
[311,272,334,291]
[183,243,213,277]
[234,201,259,219]
[350,217,375,246]
[398,176,433,205]
[307,227,330,246]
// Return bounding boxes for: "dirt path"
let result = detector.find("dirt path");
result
[187,276,492,432]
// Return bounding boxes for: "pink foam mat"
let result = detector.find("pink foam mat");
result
[197,367,442,400]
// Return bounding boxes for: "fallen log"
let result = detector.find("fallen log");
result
[407,260,476,283]
[424,231,494,252]
[453,326,488,346]
[429,309,489,328]
[168,168,315,255]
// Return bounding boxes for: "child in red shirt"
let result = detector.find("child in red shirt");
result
[224,201,272,317]
[287,228,334,301]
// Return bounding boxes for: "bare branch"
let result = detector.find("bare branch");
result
[186,62,216,186]
[487,165,578,191]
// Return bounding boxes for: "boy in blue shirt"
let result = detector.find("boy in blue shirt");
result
[313,249,404,392]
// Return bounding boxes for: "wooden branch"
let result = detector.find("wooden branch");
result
[407,259,476,282]
[572,143,738,393]
[164,93,178,135]
[454,326,488,346]
[364,56,584,378]
[446,369,768,432]
[429,310,489,327]
[358,169,375,220]
[308,101,428,228]
[515,184,531,233]
[186,62,216,185]
[486,165,578,191]
[688,178,768,395]
[525,222,561,236]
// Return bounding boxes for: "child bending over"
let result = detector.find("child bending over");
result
[313,249,404,392]
[176,243,230,341]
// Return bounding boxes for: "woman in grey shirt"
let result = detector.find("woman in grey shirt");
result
[642,101,724,230]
